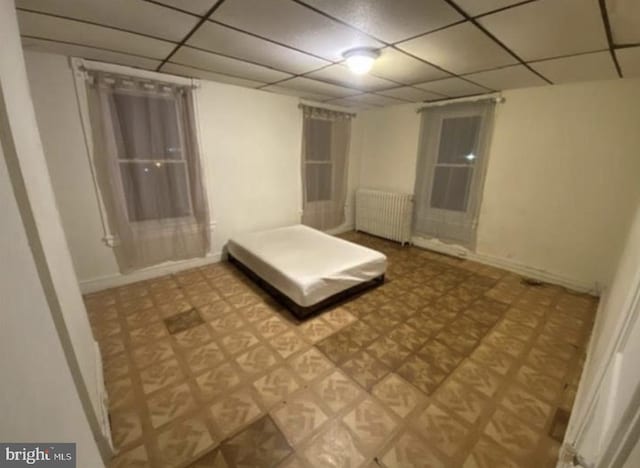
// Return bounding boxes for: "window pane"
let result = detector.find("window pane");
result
[305,163,332,202]
[437,116,481,164]
[305,119,332,162]
[113,93,182,160]
[430,166,473,212]
[119,162,191,221]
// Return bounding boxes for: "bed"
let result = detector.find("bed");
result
[226,225,387,318]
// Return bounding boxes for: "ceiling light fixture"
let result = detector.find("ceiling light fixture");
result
[343,48,380,75]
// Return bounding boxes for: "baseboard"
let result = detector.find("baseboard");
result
[79,252,222,294]
[411,236,598,295]
[325,224,355,236]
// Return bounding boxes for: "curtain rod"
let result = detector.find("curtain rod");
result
[298,102,357,117]
[71,57,198,88]
[417,93,505,112]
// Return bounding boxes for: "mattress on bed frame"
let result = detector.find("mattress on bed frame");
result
[226,225,387,309]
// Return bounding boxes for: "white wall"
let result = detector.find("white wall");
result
[0,0,104,465]
[564,199,640,465]
[355,79,640,291]
[24,51,361,291]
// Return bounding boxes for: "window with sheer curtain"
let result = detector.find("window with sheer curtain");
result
[86,72,210,272]
[300,105,353,231]
[413,100,496,248]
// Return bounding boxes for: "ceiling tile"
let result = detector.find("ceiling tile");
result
[17,10,174,59]
[301,0,463,43]
[162,63,266,88]
[338,93,406,106]
[305,64,397,91]
[171,46,292,83]
[211,0,383,61]
[188,21,330,74]
[479,0,608,61]
[415,77,490,97]
[377,86,445,102]
[454,0,525,17]
[530,51,619,83]
[152,0,219,16]
[464,64,547,89]
[397,22,516,74]
[16,0,198,42]
[261,84,334,102]
[370,47,450,84]
[615,47,640,77]
[606,0,640,45]
[22,37,162,70]
[268,77,358,98]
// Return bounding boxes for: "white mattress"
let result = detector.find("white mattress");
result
[227,225,387,307]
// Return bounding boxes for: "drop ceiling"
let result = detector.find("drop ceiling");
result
[16,0,640,109]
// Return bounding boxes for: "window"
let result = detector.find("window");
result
[300,106,352,231]
[413,101,495,247]
[303,119,333,203]
[112,92,193,223]
[430,116,481,212]
[80,67,210,273]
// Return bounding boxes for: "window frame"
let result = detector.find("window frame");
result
[303,117,335,205]
[112,91,195,225]
[71,57,206,247]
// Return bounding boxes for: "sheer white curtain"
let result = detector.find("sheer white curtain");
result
[300,105,352,231]
[413,100,496,248]
[86,71,210,272]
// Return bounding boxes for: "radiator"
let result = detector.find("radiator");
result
[355,189,413,245]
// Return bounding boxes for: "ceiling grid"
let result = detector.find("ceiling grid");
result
[15,0,639,108]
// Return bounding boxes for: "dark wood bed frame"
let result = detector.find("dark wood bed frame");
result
[227,254,385,320]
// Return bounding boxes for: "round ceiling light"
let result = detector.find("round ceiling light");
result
[343,48,380,75]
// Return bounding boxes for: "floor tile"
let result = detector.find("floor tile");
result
[396,355,446,395]
[220,330,260,356]
[463,436,522,468]
[341,350,389,390]
[236,344,279,376]
[111,407,143,449]
[500,384,553,431]
[209,389,263,438]
[342,397,397,451]
[298,318,335,344]
[173,324,214,349]
[269,330,309,358]
[147,382,197,429]
[412,404,469,458]
[164,309,204,335]
[154,416,216,468]
[132,338,176,370]
[253,366,300,408]
[312,369,362,413]
[195,363,242,400]
[271,391,329,446]
[220,416,292,467]
[366,336,411,369]
[287,347,334,382]
[301,421,365,468]
[434,378,488,424]
[139,358,184,395]
[484,408,541,460]
[381,430,446,468]
[184,341,226,375]
[372,373,423,419]
[110,444,150,468]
